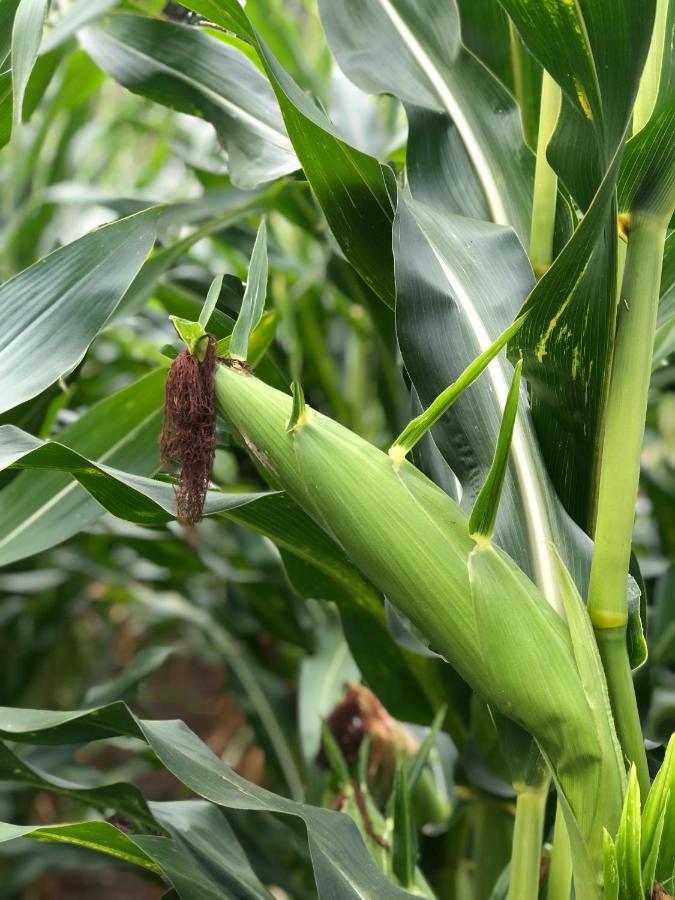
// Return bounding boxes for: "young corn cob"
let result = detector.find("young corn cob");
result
[215,363,625,892]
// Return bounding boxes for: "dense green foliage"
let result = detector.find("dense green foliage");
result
[0,0,674,898]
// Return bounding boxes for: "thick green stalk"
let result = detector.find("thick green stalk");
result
[529,71,561,277]
[546,803,572,900]
[507,787,548,900]
[588,212,668,795]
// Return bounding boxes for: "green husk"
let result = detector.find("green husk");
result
[214,364,625,888]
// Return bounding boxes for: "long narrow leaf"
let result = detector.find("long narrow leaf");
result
[0,208,160,415]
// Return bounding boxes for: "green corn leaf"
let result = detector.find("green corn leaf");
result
[320,720,351,786]
[318,0,534,244]
[500,0,653,182]
[618,0,675,223]
[230,221,268,361]
[0,704,416,899]
[0,742,160,831]
[80,14,298,189]
[603,830,620,900]
[641,803,666,897]
[0,424,267,526]
[390,315,526,465]
[641,734,675,884]
[392,760,415,889]
[0,0,21,68]
[626,580,648,670]
[509,139,626,527]
[11,0,49,128]
[198,273,224,330]
[469,359,523,541]
[0,821,161,874]
[169,316,208,357]
[0,207,160,415]
[407,705,446,793]
[182,0,396,307]
[148,801,274,900]
[40,0,118,54]
[0,371,164,566]
[615,767,643,900]
[0,804,273,900]
[394,192,589,613]
[286,380,307,433]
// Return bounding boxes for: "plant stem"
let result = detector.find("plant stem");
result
[597,627,650,795]
[473,796,513,899]
[546,802,572,900]
[507,787,547,900]
[529,71,561,278]
[588,211,668,795]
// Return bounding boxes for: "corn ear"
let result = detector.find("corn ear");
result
[214,364,624,883]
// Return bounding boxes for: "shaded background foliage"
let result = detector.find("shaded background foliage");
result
[0,0,673,897]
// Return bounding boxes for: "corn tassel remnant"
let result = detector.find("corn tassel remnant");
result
[160,336,217,524]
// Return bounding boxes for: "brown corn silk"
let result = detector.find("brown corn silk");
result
[160,337,217,524]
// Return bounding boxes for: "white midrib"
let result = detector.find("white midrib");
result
[429,246,562,614]
[0,412,160,551]
[374,0,510,227]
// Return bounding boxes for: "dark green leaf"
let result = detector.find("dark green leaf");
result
[0,742,159,831]
[0,370,165,566]
[0,704,416,898]
[319,0,534,244]
[80,14,298,189]
[0,207,160,415]
[469,359,523,540]
[0,424,267,526]
[182,0,396,307]
[392,761,414,889]
[144,801,273,900]
[0,820,161,873]
[394,192,590,607]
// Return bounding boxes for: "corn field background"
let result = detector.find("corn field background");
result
[0,0,674,898]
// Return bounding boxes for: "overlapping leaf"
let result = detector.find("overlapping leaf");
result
[319,0,533,244]
[0,703,416,898]
[0,370,165,566]
[80,14,298,189]
[182,0,396,306]
[498,0,657,525]
[394,192,591,603]
[618,0,675,222]
[0,424,266,526]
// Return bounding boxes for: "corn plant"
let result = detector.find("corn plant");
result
[0,0,674,898]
